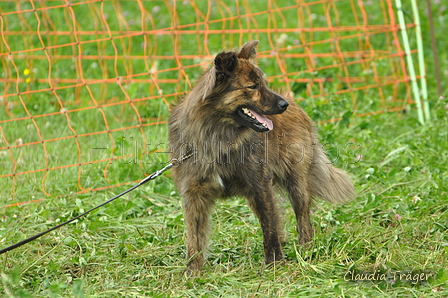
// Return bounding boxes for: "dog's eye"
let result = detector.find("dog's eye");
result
[247,85,258,89]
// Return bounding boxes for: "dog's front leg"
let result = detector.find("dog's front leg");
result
[182,180,221,274]
[244,176,283,265]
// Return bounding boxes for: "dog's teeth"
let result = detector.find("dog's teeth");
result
[242,107,257,120]
[242,108,253,117]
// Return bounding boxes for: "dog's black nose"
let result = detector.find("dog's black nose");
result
[278,100,289,110]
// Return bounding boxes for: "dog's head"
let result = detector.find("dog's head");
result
[199,40,289,132]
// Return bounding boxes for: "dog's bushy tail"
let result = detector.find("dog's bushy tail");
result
[309,142,356,204]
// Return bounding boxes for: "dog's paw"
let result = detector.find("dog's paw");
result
[298,237,313,251]
[184,259,204,277]
[184,267,201,278]
[264,258,286,270]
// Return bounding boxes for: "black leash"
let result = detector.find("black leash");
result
[0,152,195,255]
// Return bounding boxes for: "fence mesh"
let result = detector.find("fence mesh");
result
[1,0,420,206]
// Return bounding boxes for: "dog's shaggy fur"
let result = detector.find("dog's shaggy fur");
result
[168,41,355,272]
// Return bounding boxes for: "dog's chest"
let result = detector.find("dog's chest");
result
[199,135,266,165]
[195,135,269,184]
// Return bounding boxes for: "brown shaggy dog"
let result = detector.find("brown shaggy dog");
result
[168,40,355,272]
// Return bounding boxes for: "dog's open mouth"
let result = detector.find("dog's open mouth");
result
[237,107,273,132]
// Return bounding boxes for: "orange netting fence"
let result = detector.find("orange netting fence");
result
[1,0,423,206]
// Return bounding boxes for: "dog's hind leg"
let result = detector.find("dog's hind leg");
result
[283,176,313,246]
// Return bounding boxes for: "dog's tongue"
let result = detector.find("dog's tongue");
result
[249,109,273,130]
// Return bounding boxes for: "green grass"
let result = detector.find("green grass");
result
[1,0,448,297]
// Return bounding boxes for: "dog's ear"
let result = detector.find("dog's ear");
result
[214,51,238,74]
[238,40,259,60]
